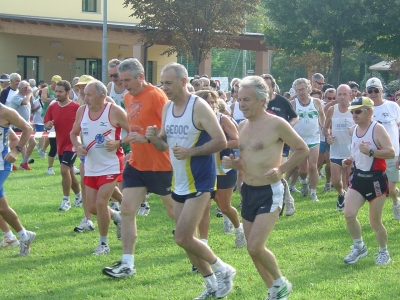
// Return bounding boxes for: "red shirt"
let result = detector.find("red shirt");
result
[44,100,80,155]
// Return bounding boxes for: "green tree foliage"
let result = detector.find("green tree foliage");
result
[262,0,373,86]
[123,0,259,75]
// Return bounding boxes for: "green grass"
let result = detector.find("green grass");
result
[1,153,400,300]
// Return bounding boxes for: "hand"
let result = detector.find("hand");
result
[359,141,370,156]
[342,158,352,167]
[45,120,54,130]
[129,132,147,144]
[327,135,335,145]
[222,154,234,169]
[4,149,19,163]
[145,125,159,142]
[105,139,119,151]
[75,145,87,157]
[264,167,283,182]
[172,145,190,160]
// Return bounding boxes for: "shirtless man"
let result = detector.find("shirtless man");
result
[222,76,309,300]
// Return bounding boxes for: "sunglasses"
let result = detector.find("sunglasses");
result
[350,108,369,115]
[315,81,325,85]
[367,88,380,94]
[109,74,119,78]
[326,97,336,100]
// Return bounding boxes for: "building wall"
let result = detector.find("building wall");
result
[2,0,140,24]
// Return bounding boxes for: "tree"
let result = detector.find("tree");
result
[123,0,259,75]
[262,0,373,86]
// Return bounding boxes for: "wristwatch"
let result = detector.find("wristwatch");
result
[369,149,374,157]
[119,140,124,147]
[15,146,22,152]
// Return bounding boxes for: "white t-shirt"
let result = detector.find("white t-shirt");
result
[32,99,44,125]
[373,101,400,156]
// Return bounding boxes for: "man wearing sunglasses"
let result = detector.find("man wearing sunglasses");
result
[311,73,325,90]
[366,77,400,220]
[342,97,394,265]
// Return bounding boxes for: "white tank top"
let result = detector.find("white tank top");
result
[109,82,128,108]
[232,101,244,121]
[71,90,79,102]
[165,95,216,195]
[293,97,320,145]
[81,102,123,176]
[351,121,385,171]
[330,104,354,159]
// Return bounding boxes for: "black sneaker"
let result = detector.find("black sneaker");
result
[337,194,345,211]
[191,264,198,273]
[28,158,35,164]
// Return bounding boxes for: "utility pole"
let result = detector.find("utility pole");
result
[102,0,108,84]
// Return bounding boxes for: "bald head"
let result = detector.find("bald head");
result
[337,84,352,104]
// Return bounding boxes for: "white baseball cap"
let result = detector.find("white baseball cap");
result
[366,77,383,89]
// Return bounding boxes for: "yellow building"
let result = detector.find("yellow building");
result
[0,0,270,84]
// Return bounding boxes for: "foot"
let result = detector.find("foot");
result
[110,201,120,212]
[270,277,292,300]
[191,264,198,273]
[114,218,122,240]
[93,242,110,255]
[285,201,295,216]
[193,284,216,300]
[289,186,300,193]
[392,202,400,220]
[73,166,80,175]
[336,193,345,211]
[74,217,95,233]
[234,225,246,248]
[301,181,309,197]
[310,192,319,201]
[19,162,33,170]
[46,167,55,175]
[322,183,332,193]
[19,231,36,256]
[223,219,234,234]
[74,196,82,207]
[0,235,19,247]
[59,199,71,211]
[214,264,236,298]
[103,260,136,278]
[344,245,368,264]
[374,250,391,265]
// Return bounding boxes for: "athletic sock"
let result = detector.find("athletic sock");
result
[17,228,28,241]
[273,276,285,287]
[63,196,69,201]
[22,156,28,164]
[4,230,14,238]
[353,238,364,249]
[200,238,208,245]
[211,257,227,272]
[310,189,316,194]
[234,223,243,232]
[203,274,217,290]
[100,236,108,244]
[379,247,387,253]
[75,192,82,199]
[122,254,134,268]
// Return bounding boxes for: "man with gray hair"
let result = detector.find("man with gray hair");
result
[9,80,36,170]
[222,75,309,300]
[146,62,235,299]
[70,80,127,255]
[311,72,325,90]
[291,78,325,201]
[103,58,174,278]
[0,73,21,106]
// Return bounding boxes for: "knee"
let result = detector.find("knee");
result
[246,242,262,259]
[218,202,231,215]
[344,210,357,222]
[88,204,97,215]
[120,201,135,217]
[369,217,383,231]
[174,231,191,248]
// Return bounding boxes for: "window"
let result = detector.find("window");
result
[17,56,39,82]
[82,0,97,12]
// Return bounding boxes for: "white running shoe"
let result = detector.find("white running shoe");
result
[46,167,55,175]
[374,251,391,265]
[310,192,319,201]
[137,202,150,216]
[270,277,292,300]
[103,260,136,278]
[73,166,80,175]
[19,231,36,256]
[110,202,120,212]
[301,181,309,197]
[93,242,110,255]
[59,199,71,211]
[38,148,46,158]
[74,217,95,233]
[223,219,234,234]
[322,183,332,193]
[343,245,368,264]
[289,186,300,193]
[74,196,82,207]
[114,218,122,240]
[392,203,400,220]
[234,225,246,248]
[285,202,295,216]
[215,264,236,298]
[0,235,19,247]
[193,284,217,300]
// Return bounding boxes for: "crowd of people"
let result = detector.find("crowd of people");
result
[0,61,399,300]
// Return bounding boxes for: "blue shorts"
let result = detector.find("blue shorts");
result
[0,170,11,198]
[330,158,343,166]
[34,124,45,132]
[319,141,329,153]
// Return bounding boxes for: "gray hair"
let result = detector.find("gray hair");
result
[324,88,336,98]
[292,78,312,94]
[10,73,21,82]
[17,80,29,91]
[108,58,121,68]
[239,76,270,108]
[88,80,107,97]
[118,58,144,78]
[230,78,240,89]
[161,62,188,81]
[72,77,80,86]
[312,73,324,82]
[29,79,36,86]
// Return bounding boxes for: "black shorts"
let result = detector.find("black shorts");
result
[349,169,388,201]
[282,143,290,157]
[210,173,237,198]
[241,181,284,222]
[59,151,77,167]
[122,163,172,196]
[172,191,207,203]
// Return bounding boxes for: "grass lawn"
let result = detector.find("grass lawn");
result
[1,153,399,300]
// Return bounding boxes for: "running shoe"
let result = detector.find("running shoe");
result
[74,196,82,207]
[93,242,110,255]
[301,181,309,197]
[234,225,246,248]
[73,166,80,175]
[46,167,55,175]
[19,162,33,170]
[114,219,122,240]
[110,201,120,212]
[343,244,368,264]
[285,202,295,216]
[193,284,216,299]
[336,194,345,211]
[103,260,136,278]
[223,219,234,234]
[191,264,198,273]
[392,203,400,220]
[215,207,223,218]
[38,148,46,158]
[289,186,300,193]
[322,183,332,193]
[214,264,236,298]
[310,192,319,201]
[0,235,19,247]
[270,277,292,300]
[19,231,36,256]
[59,199,71,211]
[137,202,150,216]
[374,251,391,265]
[74,217,95,233]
